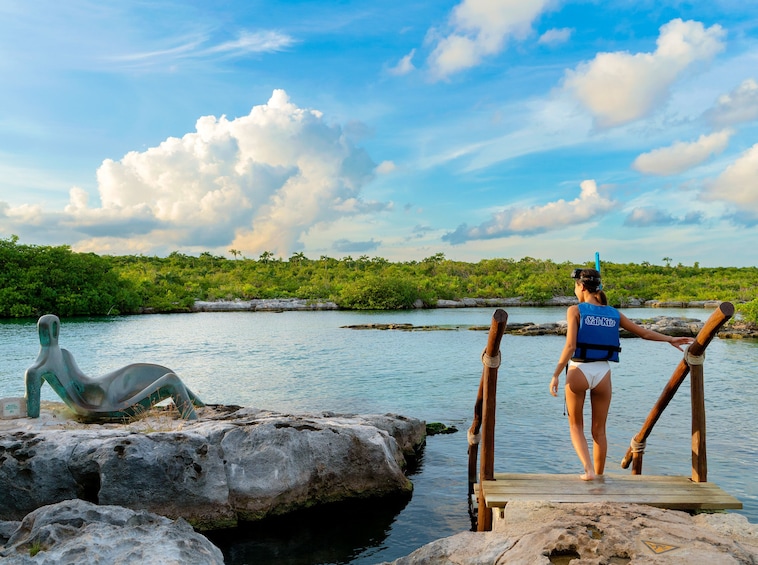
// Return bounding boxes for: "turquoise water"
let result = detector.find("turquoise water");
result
[1,307,755,564]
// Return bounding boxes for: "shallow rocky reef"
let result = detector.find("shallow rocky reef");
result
[344,314,758,338]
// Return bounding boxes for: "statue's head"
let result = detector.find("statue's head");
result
[37,314,60,347]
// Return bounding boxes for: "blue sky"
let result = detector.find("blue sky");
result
[1,1,757,267]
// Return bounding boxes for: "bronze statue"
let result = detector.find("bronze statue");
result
[25,314,204,421]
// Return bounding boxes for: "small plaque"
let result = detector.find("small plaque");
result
[0,397,27,419]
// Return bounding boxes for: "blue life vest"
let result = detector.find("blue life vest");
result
[573,303,621,362]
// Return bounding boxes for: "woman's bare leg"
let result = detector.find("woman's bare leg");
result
[590,372,612,475]
[565,368,595,480]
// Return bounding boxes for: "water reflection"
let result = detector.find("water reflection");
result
[206,487,412,565]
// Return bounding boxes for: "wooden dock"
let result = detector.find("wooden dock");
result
[469,305,743,531]
[480,473,743,515]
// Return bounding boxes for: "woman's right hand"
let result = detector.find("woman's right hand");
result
[550,375,559,396]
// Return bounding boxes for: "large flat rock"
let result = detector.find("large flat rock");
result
[0,499,224,564]
[385,501,758,564]
[0,403,425,530]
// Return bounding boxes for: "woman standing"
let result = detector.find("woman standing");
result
[549,268,694,480]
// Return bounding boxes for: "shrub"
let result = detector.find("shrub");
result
[338,276,419,310]
[737,298,758,325]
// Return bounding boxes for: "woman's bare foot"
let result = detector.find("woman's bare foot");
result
[580,471,596,481]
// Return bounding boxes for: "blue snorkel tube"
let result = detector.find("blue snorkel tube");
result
[595,252,603,290]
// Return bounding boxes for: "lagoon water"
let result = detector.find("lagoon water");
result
[1,307,756,564]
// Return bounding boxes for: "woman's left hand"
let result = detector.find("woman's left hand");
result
[669,336,695,351]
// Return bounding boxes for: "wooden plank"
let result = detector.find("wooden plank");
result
[483,495,741,510]
[479,473,742,511]
[493,473,695,481]
[483,484,732,496]
[482,490,739,504]
[484,474,735,490]
[490,475,734,493]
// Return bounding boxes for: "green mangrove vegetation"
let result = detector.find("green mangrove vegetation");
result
[0,236,756,323]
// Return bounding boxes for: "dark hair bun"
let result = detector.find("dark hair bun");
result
[577,269,601,291]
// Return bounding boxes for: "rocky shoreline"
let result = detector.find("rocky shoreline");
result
[191,297,758,338]
[383,501,758,563]
[2,402,756,562]
[191,296,729,312]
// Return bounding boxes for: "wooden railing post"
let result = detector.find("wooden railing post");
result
[468,376,484,493]
[621,302,733,474]
[690,353,707,482]
[467,309,507,532]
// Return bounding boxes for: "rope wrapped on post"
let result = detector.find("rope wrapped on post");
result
[481,349,501,369]
[630,438,646,454]
[684,345,705,366]
[468,430,481,446]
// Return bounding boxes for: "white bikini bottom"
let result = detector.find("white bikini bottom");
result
[568,360,610,389]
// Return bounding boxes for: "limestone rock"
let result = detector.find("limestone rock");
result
[341,315,756,338]
[385,501,758,564]
[0,404,425,530]
[0,520,19,546]
[0,499,224,564]
[192,298,339,312]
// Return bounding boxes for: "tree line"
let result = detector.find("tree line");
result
[1,236,756,322]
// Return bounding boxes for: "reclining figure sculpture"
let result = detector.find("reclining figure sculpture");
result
[25,314,204,421]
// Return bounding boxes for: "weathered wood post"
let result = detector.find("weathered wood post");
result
[621,302,733,474]
[468,377,484,495]
[689,347,707,482]
[467,309,507,532]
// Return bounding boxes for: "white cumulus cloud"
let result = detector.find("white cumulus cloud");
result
[702,143,758,222]
[563,19,725,128]
[427,0,554,80]
[632,129,733,175]
[442,179,616,243]
[58,89,384,256]
[704,78,758,127]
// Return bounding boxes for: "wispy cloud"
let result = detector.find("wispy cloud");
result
[388,49,416,76]
[624,207,704,227]
[332,238,381,253]
[632,130,733,175]
[442,180,617,244]
[538,27,572,45]
[106,30,297,69]
[206,30,296,55]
